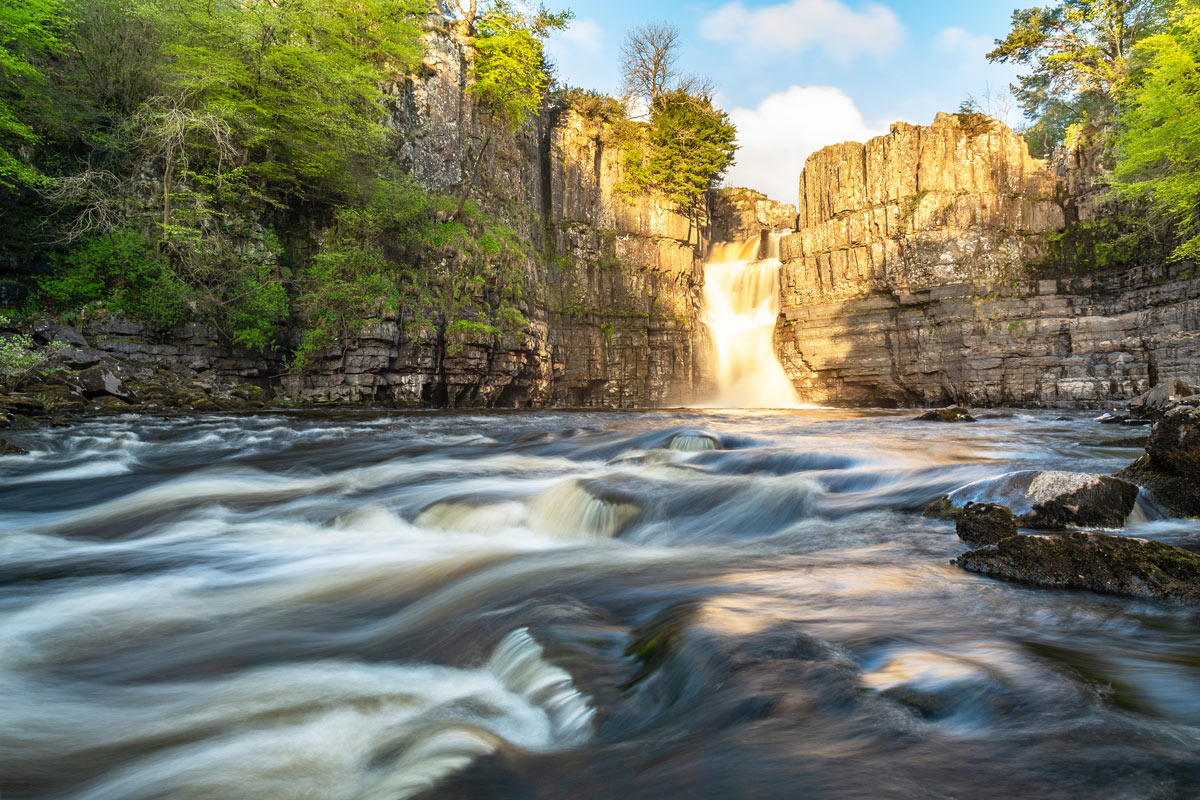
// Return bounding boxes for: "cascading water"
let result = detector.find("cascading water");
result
[701,233,801,408]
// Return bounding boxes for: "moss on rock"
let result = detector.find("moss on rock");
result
[954,531,1200,603]
[957,503,1019,546]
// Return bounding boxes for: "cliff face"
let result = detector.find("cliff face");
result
[776,113,1200,406]
[709,189,797,244]
[273,28,709,408]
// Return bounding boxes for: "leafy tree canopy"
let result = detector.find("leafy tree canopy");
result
[0,0,68,187]
[1113,0,1200,259]
[989,0,1171,152]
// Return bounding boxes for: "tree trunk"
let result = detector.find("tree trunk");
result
[452,133,492,222]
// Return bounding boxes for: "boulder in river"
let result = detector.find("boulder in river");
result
[913,406,976,423]
[1018,473,1140,531]
[1118,405,1200,518]
[947,470,1139,530]
[954,531,1200,604]
[0,437,27,456]
[1130,379,1195,421]
[956,503,1018,546]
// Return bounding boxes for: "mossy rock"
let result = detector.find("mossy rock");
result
[1147,406,1200,477]
[0,437,28,456]
[1118,455,1200,518]
[913,406,976,423]
[1018,475,1140,530]
[954,531,1200,603]
[921,496,963,520]
[957,503,1019,546]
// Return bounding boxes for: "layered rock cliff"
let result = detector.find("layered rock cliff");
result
[775,113,1200,407]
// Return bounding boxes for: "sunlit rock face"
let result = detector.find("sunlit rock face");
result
[281,28,711,409]
[775,113,1200,407]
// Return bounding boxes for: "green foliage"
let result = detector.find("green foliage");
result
[559,88,625,123]
[470,2,569,133]
[1113,0,1200,261]
[41,230,188,327]
[0,331,65,382]
[989,0,1170,151]
[1048,218,1149,273]
[290,177,531,371]
[0,0,68,188]
[156,0,430,203]
[620,90,737,210]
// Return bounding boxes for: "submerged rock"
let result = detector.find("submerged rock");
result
[913,406,976,423]
[948,470,1139,530]
[956,503,1018,546]
[1117,406,1200,518]
[0,437,28,456]
[954,531,1200,604]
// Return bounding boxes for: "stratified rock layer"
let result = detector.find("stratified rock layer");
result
[776,113,1200,407]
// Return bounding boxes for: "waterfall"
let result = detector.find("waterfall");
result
[701,233,800,409]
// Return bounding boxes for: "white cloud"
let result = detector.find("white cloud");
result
[699,0,905,62]
[935,26,994,65]
[547,18,605,58]
[723,86,886,204]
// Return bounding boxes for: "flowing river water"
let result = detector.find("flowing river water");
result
[2,409,1200,799]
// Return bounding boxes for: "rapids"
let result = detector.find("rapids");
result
[2,409,1199,798]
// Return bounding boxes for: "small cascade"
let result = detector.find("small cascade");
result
[701,232,800,409]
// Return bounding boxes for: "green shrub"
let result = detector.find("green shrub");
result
[0,332,64,382]
[41,230,189,327]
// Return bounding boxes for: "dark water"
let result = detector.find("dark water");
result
[2,409,1199,799]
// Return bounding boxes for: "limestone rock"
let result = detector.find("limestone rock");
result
[954,531,1200,603]
[1118,406,1200,517]
[913,406,976,422]
[1130,379,1194,420]
[1019,474,1140,530]
[1146,406,1200,477]
[948,470,1139,530]
[76,366,133,401]
[956,503,1019,546]
[774,110,1200,409]
[710,188,797,243]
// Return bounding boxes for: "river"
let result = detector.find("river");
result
[1,409,1199,798]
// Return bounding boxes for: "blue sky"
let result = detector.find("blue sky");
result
[544,0,1027,202]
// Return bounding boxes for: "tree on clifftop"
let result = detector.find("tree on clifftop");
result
[615,21,735,214]
[989,0,1171,155]
[451,0,570,221]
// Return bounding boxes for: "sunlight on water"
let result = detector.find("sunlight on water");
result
[701,235,801,409]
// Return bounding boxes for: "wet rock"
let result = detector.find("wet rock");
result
[913,406,976,423]
[954,531,1200,604]
[1096,412,1150,426]
[76,366,133,401]
[0,437,28,456]
[0,394,46,417]
[1118,457,1200,518]
[1018,473,1140,531]
[949,470,1139,529]
[1118,406,1200,517]
[921,496,963,520]
[956,503,1018,546]
[1130,379,1194,420]
[1146,406,1200,477]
